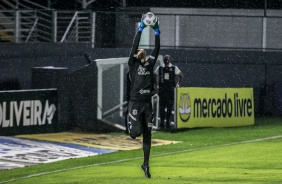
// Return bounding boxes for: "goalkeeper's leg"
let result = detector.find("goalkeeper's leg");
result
[141,104,153,178]
[142,116,152,178]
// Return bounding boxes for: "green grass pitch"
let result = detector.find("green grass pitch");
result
[1,117,282,184]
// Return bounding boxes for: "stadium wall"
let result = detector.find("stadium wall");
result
[0,44,281,118]
[0,43,129,90]
[115,8,282,50]
[162,49,282,115]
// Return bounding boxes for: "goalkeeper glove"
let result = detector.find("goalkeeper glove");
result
[138,14,147,32]
[152,18,160,36]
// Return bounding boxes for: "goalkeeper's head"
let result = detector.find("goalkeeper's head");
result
[164,55,171,66]
[137,49,147,64]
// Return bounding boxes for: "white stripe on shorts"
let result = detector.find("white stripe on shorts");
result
[129,113,137,121]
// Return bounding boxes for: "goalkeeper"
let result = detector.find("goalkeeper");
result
[127,14,160,179]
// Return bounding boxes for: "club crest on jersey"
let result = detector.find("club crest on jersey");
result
[132,109,138,115]
[138,65,150,75]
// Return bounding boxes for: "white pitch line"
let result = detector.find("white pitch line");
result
[153,135,282,157]
[1,135,282,184]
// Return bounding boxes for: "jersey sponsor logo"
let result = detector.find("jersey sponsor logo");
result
[138,65,150,75]
[139,89,150,94]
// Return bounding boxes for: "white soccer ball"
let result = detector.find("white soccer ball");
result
[143,12,156,26]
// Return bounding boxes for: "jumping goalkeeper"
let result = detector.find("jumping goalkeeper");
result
[127,14,160,178]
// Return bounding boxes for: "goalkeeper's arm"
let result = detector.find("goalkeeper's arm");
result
[150,18,160,64]
[128,14,147,67]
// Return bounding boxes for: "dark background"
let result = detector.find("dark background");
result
[34,0,282,10]
[1,0,281,133]
[1,43,282,116]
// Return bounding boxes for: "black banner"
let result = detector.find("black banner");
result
[0,89,58,136]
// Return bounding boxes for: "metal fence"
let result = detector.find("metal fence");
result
[56,11,93,43]
[0,10,38,42]
[0,9,93,43]
[0,8,282,51]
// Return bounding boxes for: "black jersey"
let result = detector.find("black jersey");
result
[159,65,176,94]
[128,31,160,102]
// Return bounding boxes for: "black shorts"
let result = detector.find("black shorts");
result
[127,101,153,138]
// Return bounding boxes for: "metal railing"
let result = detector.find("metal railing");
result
[0,0,50,10]
[0,0,53,42]
[0,9,94,44]
[35,10,53,42]
[0,10,38,42]
[57,11,92,43]
[0,6,281,51]
[0,0,94,43]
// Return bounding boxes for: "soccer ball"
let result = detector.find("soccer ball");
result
[143,12,156,26]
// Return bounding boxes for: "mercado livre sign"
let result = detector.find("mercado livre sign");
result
[175,87,254,128]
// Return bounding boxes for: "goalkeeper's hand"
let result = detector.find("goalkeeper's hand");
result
[138,14,147,32]
[151,17,160,35]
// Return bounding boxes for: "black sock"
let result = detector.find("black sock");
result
[143,130,151,165]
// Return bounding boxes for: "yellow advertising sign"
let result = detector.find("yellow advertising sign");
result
[175,87,255,128]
